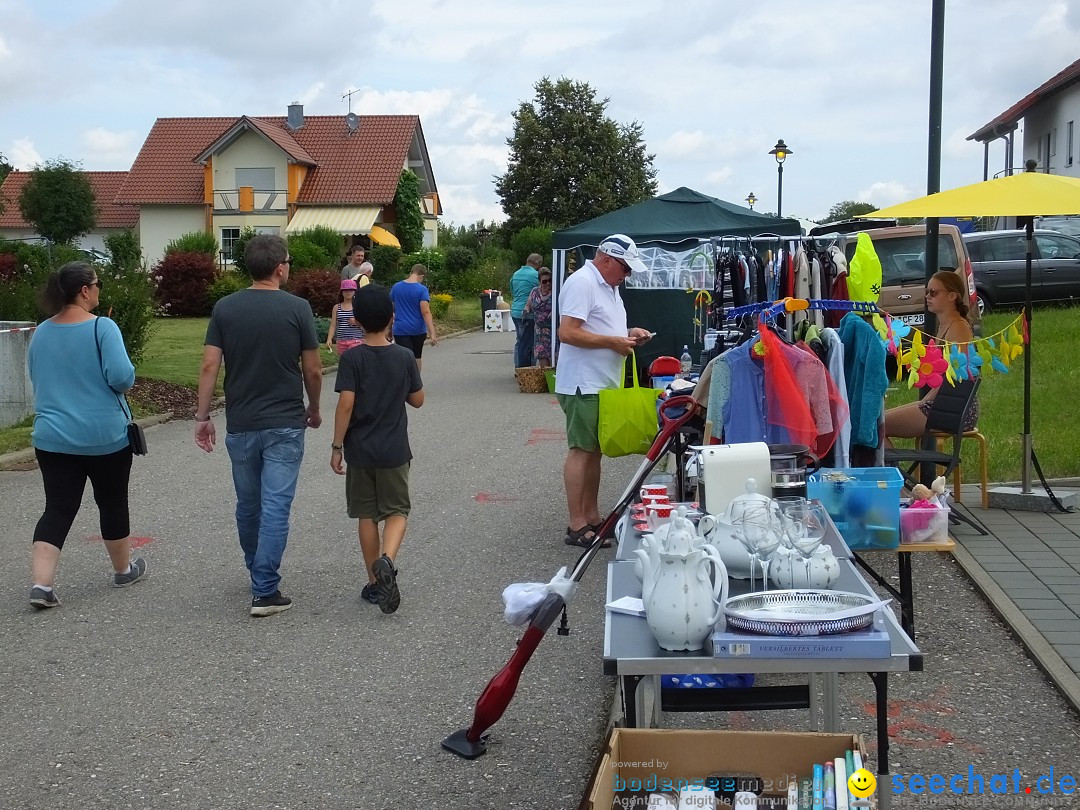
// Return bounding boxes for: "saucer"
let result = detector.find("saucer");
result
[634,522,650,532]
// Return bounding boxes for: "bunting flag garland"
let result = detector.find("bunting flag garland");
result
[872,310,1026,389]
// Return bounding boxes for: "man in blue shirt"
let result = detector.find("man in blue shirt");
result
[510,253,542,368]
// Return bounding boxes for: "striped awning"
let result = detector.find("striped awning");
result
[285,206,380,235]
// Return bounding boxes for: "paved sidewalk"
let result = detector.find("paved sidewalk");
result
[948,492,1080,708]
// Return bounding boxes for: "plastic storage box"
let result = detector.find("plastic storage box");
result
[808,467,903,549]
[901,504,950,544]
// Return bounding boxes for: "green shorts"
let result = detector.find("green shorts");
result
[557,391,600,452]
[345,463,411,521]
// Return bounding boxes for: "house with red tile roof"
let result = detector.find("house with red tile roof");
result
[968,56,1080,181]
[116,104,441,265]
[0,170,139,252]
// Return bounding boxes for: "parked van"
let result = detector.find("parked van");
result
[831,223,981,333]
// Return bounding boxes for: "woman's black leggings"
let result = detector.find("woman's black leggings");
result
[33,447,133,548]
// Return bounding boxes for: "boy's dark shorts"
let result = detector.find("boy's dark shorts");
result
[345,463,411,520]
[556,391,600,452]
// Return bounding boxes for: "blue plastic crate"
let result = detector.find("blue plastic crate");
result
[808,467,903,549]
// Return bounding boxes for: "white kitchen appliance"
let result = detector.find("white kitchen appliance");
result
[699,442,771,515]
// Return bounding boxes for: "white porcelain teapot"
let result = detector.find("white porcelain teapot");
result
[636,507,729,651]
[770,544,841,590]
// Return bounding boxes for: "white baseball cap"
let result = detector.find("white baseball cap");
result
[597,233,647,274]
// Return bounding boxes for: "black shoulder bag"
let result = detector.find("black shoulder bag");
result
[93,317,147,455]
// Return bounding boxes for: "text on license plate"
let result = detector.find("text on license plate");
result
[900,314,925,325]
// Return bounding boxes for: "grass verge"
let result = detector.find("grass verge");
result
[886,304,1080,482]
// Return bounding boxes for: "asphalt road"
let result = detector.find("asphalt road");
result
[3,328,1080,809]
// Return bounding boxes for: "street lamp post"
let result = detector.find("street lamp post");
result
[768,139,793,218]
[745,192,757,210]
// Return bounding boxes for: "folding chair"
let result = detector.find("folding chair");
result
[884,377,988,535]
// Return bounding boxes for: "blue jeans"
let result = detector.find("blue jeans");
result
[512,316,535,368]
[225,428,305,597]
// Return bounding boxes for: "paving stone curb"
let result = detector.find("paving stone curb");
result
[951,540,1080,713]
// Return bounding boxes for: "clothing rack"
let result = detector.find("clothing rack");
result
[724,298,880,321]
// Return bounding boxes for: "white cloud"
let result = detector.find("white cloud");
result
[79,128,142,166]
[10,138,42,169]
[704,167,734,186]
[858,181,915,208]
[0,34,11,59]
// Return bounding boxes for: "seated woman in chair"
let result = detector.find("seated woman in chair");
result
[885,271,978,446]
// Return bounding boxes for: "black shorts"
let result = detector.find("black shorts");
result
[395,333,426,359]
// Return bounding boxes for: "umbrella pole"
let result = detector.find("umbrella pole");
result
[1022,218,1033,494]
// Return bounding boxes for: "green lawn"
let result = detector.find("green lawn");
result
[136,317,211,388]
[886,304,1080,482]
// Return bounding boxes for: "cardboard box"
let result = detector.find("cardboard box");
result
[583,728,865,809]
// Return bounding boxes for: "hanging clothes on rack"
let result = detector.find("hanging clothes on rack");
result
[836,311,888,463]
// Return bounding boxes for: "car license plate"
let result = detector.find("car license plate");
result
[900,313,925,326]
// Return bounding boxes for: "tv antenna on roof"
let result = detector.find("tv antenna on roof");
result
[342,88,361,114]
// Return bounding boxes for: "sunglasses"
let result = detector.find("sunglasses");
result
[90,280,103,289]
[925,288,944,298]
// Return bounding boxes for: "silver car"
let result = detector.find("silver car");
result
[962,229,1080,314]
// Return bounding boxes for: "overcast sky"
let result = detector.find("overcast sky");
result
[1,0,1077,227]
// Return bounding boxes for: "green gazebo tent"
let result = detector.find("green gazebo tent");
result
[551,187,802,369]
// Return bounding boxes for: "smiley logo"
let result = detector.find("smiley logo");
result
[848,768,877,799]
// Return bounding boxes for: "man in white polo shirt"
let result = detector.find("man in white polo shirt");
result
[555,234,653,548]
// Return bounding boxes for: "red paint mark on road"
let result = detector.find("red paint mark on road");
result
[85,534,155,548]
[526,428,566,445]
[473,492,515,504]
[860,685,983,755]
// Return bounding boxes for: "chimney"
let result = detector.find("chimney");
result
[287,102,304,131]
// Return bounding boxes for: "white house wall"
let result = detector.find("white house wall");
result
[1023,88,1080,178]
[214,131,288,193]
[139,205,206,268]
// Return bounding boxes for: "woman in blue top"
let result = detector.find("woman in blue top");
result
[389,263,439,371]
[26,262,148,609]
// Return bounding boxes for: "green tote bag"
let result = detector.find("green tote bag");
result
[598,353,661,457]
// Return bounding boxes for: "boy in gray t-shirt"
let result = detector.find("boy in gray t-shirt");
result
[330,284,424,614]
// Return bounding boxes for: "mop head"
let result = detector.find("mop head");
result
[502,566,579,626]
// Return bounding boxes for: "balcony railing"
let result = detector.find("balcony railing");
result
[214,187,288,213]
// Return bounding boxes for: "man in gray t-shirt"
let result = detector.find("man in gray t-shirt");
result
[194,235,322,617]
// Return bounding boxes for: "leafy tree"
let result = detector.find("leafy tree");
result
[18,158,96,244]
[0,152,11,213]
[105,230,142,273]
[824,200,878,222]
[495,77,658,232]
[394,169,425,254]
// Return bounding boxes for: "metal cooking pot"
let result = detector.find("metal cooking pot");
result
[767,444,821,499]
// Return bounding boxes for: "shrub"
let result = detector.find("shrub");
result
[394,170,424,254]
[444,245,476,276]
[99,261,156,364]
[401,248,448,292]
[370,245,402,283]
[0,252,16,282]
[314,316,331,343]
[508,226,554,268]
[105,230,142,273]
[207,270,249,306]
[287,269,339,316]
[154,251,217,316]
[452,257,515,297]
[164,231,218,256]
[290,226,344,265]
[50,243,83,269]
[429,293,453,318]
[286,236,333,271]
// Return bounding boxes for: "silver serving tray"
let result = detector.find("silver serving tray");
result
[723,590,879,636]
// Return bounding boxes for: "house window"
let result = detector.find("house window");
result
[221,227,241,261]
[1051,128,1058,157]
[1068,121,1074,167]
[236,167,276,190]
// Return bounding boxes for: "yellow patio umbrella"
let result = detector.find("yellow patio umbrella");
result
[866,162,1080,496]
[368,225,401,248]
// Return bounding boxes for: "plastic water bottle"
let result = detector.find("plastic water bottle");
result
[679,345,692,378]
